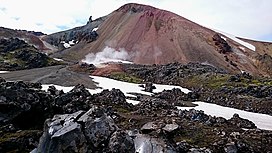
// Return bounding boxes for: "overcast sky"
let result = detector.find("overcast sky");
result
[0,0,271,41]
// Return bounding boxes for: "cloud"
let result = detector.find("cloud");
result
[0,0,271,41]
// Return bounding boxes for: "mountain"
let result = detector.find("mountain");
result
[42,3,272,76]
[0,27,62,70]
[0,27,50,51]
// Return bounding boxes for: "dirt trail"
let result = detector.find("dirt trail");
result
[0,65,97,89]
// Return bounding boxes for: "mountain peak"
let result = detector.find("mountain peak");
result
[116,3,157,13]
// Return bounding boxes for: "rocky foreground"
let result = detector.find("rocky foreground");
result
[105,62,272,115]
[0,77,272,152]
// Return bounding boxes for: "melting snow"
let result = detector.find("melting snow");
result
[0,71,9,73]
[41,76,190,105]
[178,102,272,131]
[90,75,191,97]
[221,36,227,41]
[60,40,77,49]
[69,40,75,45]
[126,99,140,105]
[213,29,256,51]
[63,43,71,48]
[92,28,98,32]
[53,58,64,62]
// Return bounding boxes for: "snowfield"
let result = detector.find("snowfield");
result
[213,29,256,51]
[90,75,191,97]
[178,102,272,131]
[42,76,190,105]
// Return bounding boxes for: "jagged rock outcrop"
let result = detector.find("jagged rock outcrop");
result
[42,16,106,49]
[228,114,257,129]
[213,33,232,54]
[0,38,60,70]
[139,82,156,92]
[34,106,135,153]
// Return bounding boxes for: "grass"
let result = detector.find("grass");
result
[174,124,219,147]
[183,73,272,90]
[110,72,143,84]
[183,74,229,89]
[0,130,40,143]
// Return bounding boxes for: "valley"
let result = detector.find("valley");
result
[0,2,272,153]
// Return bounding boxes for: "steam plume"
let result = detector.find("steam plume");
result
[82,46,132,66]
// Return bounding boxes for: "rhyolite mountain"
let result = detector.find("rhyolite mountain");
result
[43,3,272,76]
[3,3,272,76]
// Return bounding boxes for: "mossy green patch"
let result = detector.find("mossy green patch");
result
[110,72,143,84]
[183,74,230,89]
[183,73,272,90]
[0,130,40,143]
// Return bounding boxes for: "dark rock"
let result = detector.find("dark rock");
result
[162,123,179,133]
[141,82,156,92]
[0,80,54,129]
[36,111,87,153]
[224,142,237,153]
[0,38,29,53]
[228,113,257,129]
[108,130,135,153]
[54,84,91,113]
[0,38,59,71]
[213,33,231,54]
[135,97,176,116]
[134,134,176,153]
[176,141,190,152]
[92,88,132,109]
[82,111,117,148]
[35,106,135,153]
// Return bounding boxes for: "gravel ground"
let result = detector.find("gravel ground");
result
[0,65,97,89]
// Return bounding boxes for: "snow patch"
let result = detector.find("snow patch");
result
[221,36,227,41]
[90,75,191,97]
[239,46,245,51]
[178,102,272,131]
[69,40,75,45]
[60,40,77,49]
[213,29,256,51]
[92,28,98,32]
[82,46,133,66]
[0,71,9,73]
[41,76,190,105]
[53,58,64,62]
[126,99,140,105]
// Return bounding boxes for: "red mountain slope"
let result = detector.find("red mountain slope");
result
[49,3,272,76]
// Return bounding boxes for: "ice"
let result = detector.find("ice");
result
[177,102,272,130]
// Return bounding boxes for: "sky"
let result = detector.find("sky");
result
[0,0,271,42]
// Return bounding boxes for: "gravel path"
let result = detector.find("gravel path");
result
[0,65,97,89]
